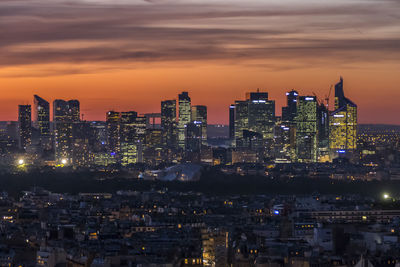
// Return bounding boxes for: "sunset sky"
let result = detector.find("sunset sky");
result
[0,0,399,124]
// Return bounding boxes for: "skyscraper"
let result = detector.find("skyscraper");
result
[229,104,235,141]
[161,100,177,148]
[329,77,357,155]
[296,96,318,163]
[178,92,191,149]
[106,111,121,156]
[18,105,31,150]
[282,90,298,122]
[247,91,275,140]
[191,105,207,145]
[53,99,80,164]
[33,95,51,150]
[33,95,50,136]
[119,111,146,166]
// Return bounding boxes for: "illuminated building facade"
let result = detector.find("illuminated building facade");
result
[233,91,275,159]
[161,100,177,148]
[296,96,318,163]
[229,104,235,141]
[53,99,80,164]
[33,95,51,149]
[120,112,146,166]
[186,121,203,152]
[144,129,163,165]
[317,103,330,161]
[178,92,191,149]
[282,90,298,122]
[233,100,249,146]
[106,111,121,156]
[247,91,275,140]
[329,77,358,156]
[18,105,31,150]
[191,105,207,145]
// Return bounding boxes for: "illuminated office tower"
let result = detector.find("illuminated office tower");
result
[68,100,80,122]
[53,99,80,122]
[229,104,235,141]
[72,122,92,167]
[33,95,50,136]
[191,105,207,145]
[317,103,330,161]
[53,99,80,165]
[329,77,357,155]
[120,112,146,166]
[178,92,191,149]
[186,121,203,152]
[282,90,298,122]
[247,91,275,140]
[233,100,249,147]
[106,111,121,156]
[144,129,163,165]
[161,100,177,148]
[33,95,51,149]
[295,96,318,163]
[273,120,294,163]
[18,105,32,150]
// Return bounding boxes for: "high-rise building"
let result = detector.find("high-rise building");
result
[53,99,80,164]
[229,104,235,141]
[53,99,80,122]
[296,96,318,163]
[33,95,51,150]
[191,105,207,145]
[106,111,121,156]
[161,100,177,148]
[247,91,275,140]
[233,100,249,146]
[329,77,357,156]
[33,95,50,136]
[317,103,330,162]
[282,90,298,122]
[144,129,163,165]
[186,121,203,152]
[233,91,275,161]
[178,92,191,149]
[18,105,31,150]
[119,111,146,166]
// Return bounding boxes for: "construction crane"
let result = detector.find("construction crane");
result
[325,85,333,110]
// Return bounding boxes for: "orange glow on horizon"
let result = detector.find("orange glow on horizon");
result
[0,61,399,125]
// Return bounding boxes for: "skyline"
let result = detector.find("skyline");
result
[0,0,399,124]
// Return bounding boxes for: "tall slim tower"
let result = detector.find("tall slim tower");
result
[33,95,50,136]
[282,90,298,122]
[178,92,191,149]
[18,105,32,150]
[53,99,80,164]
[229,104,235,141]
[161,100,177,148]
[33,95,51,149]
[295,96,318,163]
[329,77,357,155]
[191,105,207,145]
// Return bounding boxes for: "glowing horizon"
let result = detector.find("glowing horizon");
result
[0,0,399,124]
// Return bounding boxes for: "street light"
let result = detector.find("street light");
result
[383,193,390,200]
[18,159,24,165]
[61,159,67,165]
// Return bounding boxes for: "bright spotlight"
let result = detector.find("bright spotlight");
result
[61,159,67,165]
[18,159,24,165]
[383,193,390,200]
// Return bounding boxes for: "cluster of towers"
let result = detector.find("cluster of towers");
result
[229,78,357,163]
[15,77,357,167]
[17,92,208,167]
